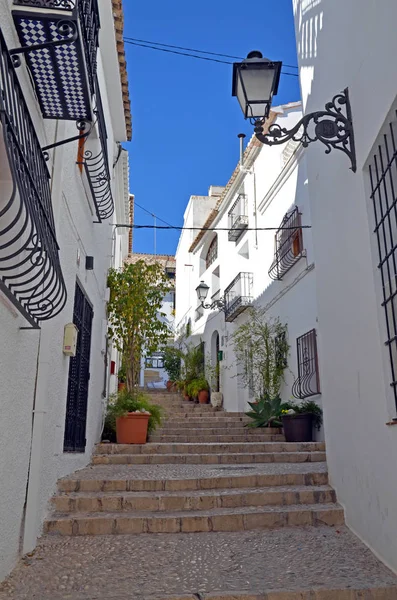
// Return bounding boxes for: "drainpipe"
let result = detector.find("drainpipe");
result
[253,162,258,249]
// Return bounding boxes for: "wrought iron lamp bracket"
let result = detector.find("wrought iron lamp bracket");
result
[9,20,78,68]
[254,88,356,173]
[201,298,225,312]
[41,120,92,160]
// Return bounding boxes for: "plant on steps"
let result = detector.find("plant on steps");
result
[281,400,323,442]
[163,346,182,385]
[107,260,171,391]
[245,394,284,428]
[186,377,209,403]
[231,307,289,401]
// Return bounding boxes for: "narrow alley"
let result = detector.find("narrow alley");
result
[1,392,397,599]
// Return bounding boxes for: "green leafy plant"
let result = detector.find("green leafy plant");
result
[104,388,163,439]
[186,377,209,399]
[163,346,182,382]
[182,342,205,383]
[282,400,323,431]
[107,260,171,391]
[231,308,289,401]
[245,395,284,428]
[117,363,126,383]
[205,352,221,392]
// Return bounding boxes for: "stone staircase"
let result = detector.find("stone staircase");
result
[3,391,397,600]
[46,391,344,535]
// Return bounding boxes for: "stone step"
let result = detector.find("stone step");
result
[96,442,325,455]
[124,591,397,600]
[45,502,344,535]
[156,427,280,435]
[58,465,329,493]
[52,484,336,513]
[92,451,326,465]
[162,419,252,427]
[149,434,285,443]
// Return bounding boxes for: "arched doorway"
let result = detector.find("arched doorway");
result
[211,330,220,392]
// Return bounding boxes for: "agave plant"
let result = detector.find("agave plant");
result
[245,395,283,428]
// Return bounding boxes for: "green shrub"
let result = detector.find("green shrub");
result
[163,346,182,381]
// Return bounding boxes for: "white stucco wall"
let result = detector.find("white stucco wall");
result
[175,108,320,427]
[0,0,130,580]
[292,0,397,571]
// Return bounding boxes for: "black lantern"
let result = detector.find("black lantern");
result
[232,50,357,172]
[196,281,210,303]
[232,51,282,121]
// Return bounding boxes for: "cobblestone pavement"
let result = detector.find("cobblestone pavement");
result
[61,461,328,481]
[1,527,397,600]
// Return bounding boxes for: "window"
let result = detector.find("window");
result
[292,329,320,399]
[268,207,304,280]
[368,109,397,412]
[206,236,218,270]
[145,354,164,369]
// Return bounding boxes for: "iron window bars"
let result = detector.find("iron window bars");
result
[228,193,248,242]
[224,272,253,322]
[11,0,100,120]
[292,329,321,399]
[268,206,304,280]
[76,75,114,221]
[0,29,66,327]
[369,110,397,412]
[205,235,218,270]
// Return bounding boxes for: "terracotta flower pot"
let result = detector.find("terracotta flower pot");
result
[116,413,150,444]
[118,382,126,392]
[198,390,209,404]
[166,380,172,391]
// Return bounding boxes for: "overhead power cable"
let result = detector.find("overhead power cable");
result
[134,200,173,227]
[118,224,312,231]
[123,39,299,76]
[124,36,299,70]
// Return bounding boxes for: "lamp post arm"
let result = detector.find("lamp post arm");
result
[254,88,356,172]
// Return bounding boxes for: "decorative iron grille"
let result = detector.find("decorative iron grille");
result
[292,329,320,399]
[0,29,66,327]
[205,236,218,270]
[64,281,93,452]
[368,110,397,412]
[77,0,100,96]
[77,76,114,221]
[268,207,304,280]
[228,193,248,242]
[224,272,253,322]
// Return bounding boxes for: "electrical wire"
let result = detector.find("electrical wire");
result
[123,39,299,76]
[134,200,174,227]
[124,36,299,70]
[120,224,311,231]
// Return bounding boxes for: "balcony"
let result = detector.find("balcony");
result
[228,193,248,242]
[77,76,114,221]
[268,207,304,280]
[0,30,66,326]
[11,0,100,121]
[224,272,253,322]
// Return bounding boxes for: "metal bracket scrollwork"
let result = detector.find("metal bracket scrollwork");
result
[254,88,357,173]
[201,298,225,312]
[42,120,92,161]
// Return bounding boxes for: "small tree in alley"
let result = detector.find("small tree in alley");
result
[107,260,171,391]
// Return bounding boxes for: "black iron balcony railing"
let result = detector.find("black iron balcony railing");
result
[228,193,248,242]
[0,29,66,327]
[268,206,304,280]
[11,0,100,120]
[77,76,114,221]
[224,272,253,322]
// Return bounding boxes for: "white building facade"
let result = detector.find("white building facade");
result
[0,0,131,580]
[290,0,397,573]
[175,105,322,425]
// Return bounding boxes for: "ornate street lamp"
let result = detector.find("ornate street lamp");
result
[232,51,356,172]
[195,281,225,311]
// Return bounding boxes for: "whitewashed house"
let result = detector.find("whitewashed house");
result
[289,0,397,573]
[175,103,322,423]
[0,0,131,580]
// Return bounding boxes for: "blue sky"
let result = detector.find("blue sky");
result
[122,0,300,256]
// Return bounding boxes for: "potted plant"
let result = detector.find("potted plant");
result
[163,346,182,392]
[188,378,210,404]
[117,364,126,392]
[281,400,323,442]
[105,388,163,444]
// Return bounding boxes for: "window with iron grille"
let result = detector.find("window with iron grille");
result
[268,207,304,280]
[292,329,320,399]
[206,236,218,270]
[368,109,397,412]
